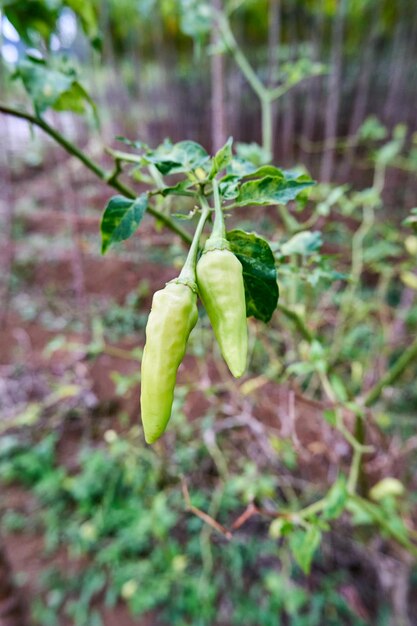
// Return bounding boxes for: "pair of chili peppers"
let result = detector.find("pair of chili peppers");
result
[140,228,247,444]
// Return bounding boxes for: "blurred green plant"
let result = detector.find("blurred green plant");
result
[0,425,387,626]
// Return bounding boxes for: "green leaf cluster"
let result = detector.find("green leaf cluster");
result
[100,138,315,322]
[3,0,100,47]
[14,54,97,118]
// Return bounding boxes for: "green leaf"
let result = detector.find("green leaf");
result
[219,174,240,200]
[363,240,402,264]
[16,56,73,115]
[242,165,285,180]
[3,0,59,45]
[323,475,348,520]
[280,58,327,87]
[309,340,325,362]
[179,0,212,39]
[316,185,348,216]
[147,140,209,175]
[116,137,149,151]
[235,142,271,166]
[15,56,95,118]
[305,267,347,287]
[280,231,323,256]
[400,271,417,291]
[101,195,148,254]
[64,0,101,49]
[348,496,413,549]
[288,526,322,574]
[236,175,315,207]
[329,374,348,403]
[375,132,405,166]
[159,180,194,197]
[358,116,387,141]
[54,81,97,121]
[229,157,259,177]
[323,409,336,426]
[269,518,293,539]
[402,208,417,233]
[227,230,279,323]
[346,498,374,526]
[287,362,315,376]
[369,478,405,501]
[209,137,233,179]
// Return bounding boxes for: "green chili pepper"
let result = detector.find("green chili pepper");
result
[197,241,247,378]
[140,280,198,444]
[140,205,210,444]
[196,180,247,378]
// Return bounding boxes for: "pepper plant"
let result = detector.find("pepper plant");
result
[1,2,417,621]
[100,137,313,441]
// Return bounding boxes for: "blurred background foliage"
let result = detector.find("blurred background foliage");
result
[1,0,417,185]
[0,1,417,625]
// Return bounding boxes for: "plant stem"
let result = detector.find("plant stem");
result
[331,205,375,360]
[216,13,264,100]
[350,494,417,558]
[317,369,373,496]
[364,334,417,407]
[261,97,273,161]
[216,9,326,160]
[268,83,292,101]
[2,105,105,177]
[347,447,363,494]
[332,164,385,490]
[216,11,272,160]
[210,178,226,240]
[293,497,327,520]
[178,199,211,284]
[217,12,272,159]
[0,103,192,244]
[277,304,314,342]
[148,163,166,189]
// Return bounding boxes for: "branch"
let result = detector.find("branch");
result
[364,334,417,407]
[216,12,265,100]
[0,103,192,244]
[350,495,417,559]
[1,104,105,178]
[181,477,232,539]
[277,304,314,342]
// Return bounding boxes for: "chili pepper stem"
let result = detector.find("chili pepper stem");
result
[203,179,230,252]
[211,179,226,240]
[177,200,211,286]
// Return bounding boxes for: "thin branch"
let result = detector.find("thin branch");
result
[106,157,124,185]
[181,477,232,540]
[216,12,264,99]
[347,447,363,494]
[1,104,105,178]
[350,495,417,559]
[293,497,327,520]
[364,334,417,407]
[277,304,314,342]
[0,103,192,244]
[231,503,260,530]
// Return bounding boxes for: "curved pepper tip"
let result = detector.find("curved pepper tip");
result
[143,426,163,445]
